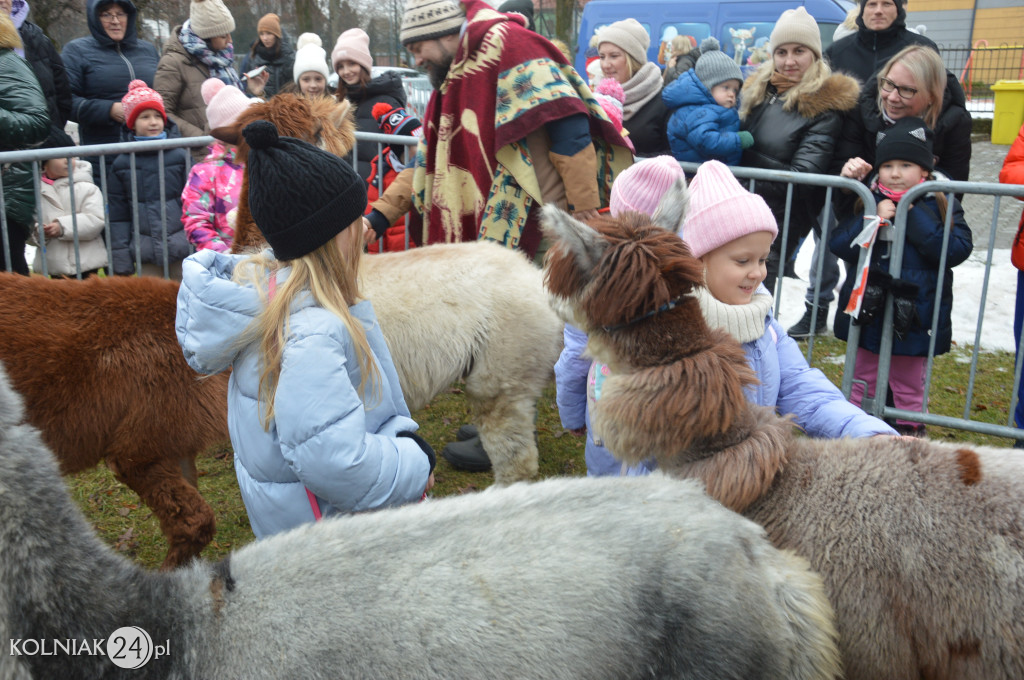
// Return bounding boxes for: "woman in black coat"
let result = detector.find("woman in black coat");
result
[331,28,406,179]
[739,7,860,292]
[239,13,295,99]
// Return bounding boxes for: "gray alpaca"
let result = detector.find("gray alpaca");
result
[0,363,840,680]
[540,199,1024,680]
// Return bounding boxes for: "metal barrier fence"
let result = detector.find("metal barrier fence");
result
[6,136,1024,441]
[842,179,1024,441]
[0,135,213,279]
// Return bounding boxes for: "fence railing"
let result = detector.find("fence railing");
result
[5,137,1024,442]
[939,42,1024,100]
[843,179,1024,440]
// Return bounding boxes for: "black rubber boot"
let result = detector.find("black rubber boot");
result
[441,435,492,472]
[456,424,478,441]
[787,303,828,339]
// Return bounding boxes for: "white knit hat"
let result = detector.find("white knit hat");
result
[189,0,235,40]
[596,18,650,66]
[294,33,330,82]
[400,0,465,47]
[332,28,373,74]
[769,7,822,58]
[683,161,777,258]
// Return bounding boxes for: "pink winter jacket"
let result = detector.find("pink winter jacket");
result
[181,142,243,252]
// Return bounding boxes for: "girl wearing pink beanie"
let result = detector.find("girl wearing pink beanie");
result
[579,159,896,477]
[331,28,408,179]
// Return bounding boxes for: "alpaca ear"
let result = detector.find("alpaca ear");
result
[540,204,608,273]
[650,176,689,234]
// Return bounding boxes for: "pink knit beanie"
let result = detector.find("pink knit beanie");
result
[683,160,778,258]
[609,156,686,218]
[332,28,373,74]
[202,79,256,133]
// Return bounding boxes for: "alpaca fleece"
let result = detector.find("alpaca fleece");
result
[540,203,1024,680]
[0,362,840,680]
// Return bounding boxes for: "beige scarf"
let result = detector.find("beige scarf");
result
[693,286,774,344]
[621,62,664,119]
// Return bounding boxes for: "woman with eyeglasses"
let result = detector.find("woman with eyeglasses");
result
[61,0,159,181]
[836,44,972,212]
[737,7,861,292]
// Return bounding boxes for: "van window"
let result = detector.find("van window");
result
[720,21,776,72]
[654,23,712,66]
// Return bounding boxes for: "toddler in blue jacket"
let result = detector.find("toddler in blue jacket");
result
[662,38,752,165]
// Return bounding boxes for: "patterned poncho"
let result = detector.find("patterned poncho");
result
[411,0,632,253]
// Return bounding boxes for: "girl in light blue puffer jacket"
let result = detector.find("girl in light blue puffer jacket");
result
[176,121,434,538]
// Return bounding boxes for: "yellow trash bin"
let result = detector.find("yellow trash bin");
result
[992,80,1024,145]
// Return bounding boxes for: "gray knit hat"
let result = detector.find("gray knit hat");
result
[769,7,822,58]
[189,0,235,40]
[400,0,465,47]
[694,38,742,91]
[596,18,650,66]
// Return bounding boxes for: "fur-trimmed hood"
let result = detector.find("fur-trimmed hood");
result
[742,71,860,119]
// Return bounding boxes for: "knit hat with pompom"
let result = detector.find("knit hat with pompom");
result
[121,79,166,129]
[293,33,330,82]
[593,78,634,153]
[372,102,423,137]
[694,37,743,91]
[242,120,367,261]
[202,79,256,141]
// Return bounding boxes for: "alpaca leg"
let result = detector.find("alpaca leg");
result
[473,394,540,484]
[106,455,215,569]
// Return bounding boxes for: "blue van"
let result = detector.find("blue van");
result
[575,0,854,79]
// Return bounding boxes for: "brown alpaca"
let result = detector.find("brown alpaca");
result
[0,273,227,569]
[541,202,1024,679]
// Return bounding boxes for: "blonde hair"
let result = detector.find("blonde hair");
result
[233,226,380,429]
[739,53,833,119]
[876,45,945,129]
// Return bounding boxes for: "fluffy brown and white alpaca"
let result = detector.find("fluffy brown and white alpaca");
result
[0,95,559,567]
[540,202,1024,680]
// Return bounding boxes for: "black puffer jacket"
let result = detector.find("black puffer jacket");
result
[240,34,296,99]
[344,71,406,178]
[60,0,159,148]
[18,20,71,127]
[740,73,860,285]
[825,0,938,84]
[106,122,191,275]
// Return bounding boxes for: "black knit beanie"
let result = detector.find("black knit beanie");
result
[874,117,934,172]
[242,120,367,261]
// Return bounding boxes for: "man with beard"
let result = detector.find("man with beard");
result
[383,0,632,473]
[399,0,632,259]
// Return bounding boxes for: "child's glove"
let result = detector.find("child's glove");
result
[854,269,891,327]
[889,278,921,341]
[738,131,754,149]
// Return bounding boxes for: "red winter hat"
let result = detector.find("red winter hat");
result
[372,102,422,138]
[121,79,166,130]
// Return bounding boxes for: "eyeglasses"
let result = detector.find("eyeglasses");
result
[99,11,128,23]
[880,76,918,100]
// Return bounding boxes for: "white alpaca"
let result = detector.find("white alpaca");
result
[0,363,840,680]
[362,241,563,483]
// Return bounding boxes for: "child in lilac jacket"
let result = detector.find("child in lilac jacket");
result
[181,80,255,252]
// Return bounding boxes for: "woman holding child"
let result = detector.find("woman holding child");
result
[739,7,860,291]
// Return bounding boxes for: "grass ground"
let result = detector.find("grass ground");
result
[67,336,1020,570]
